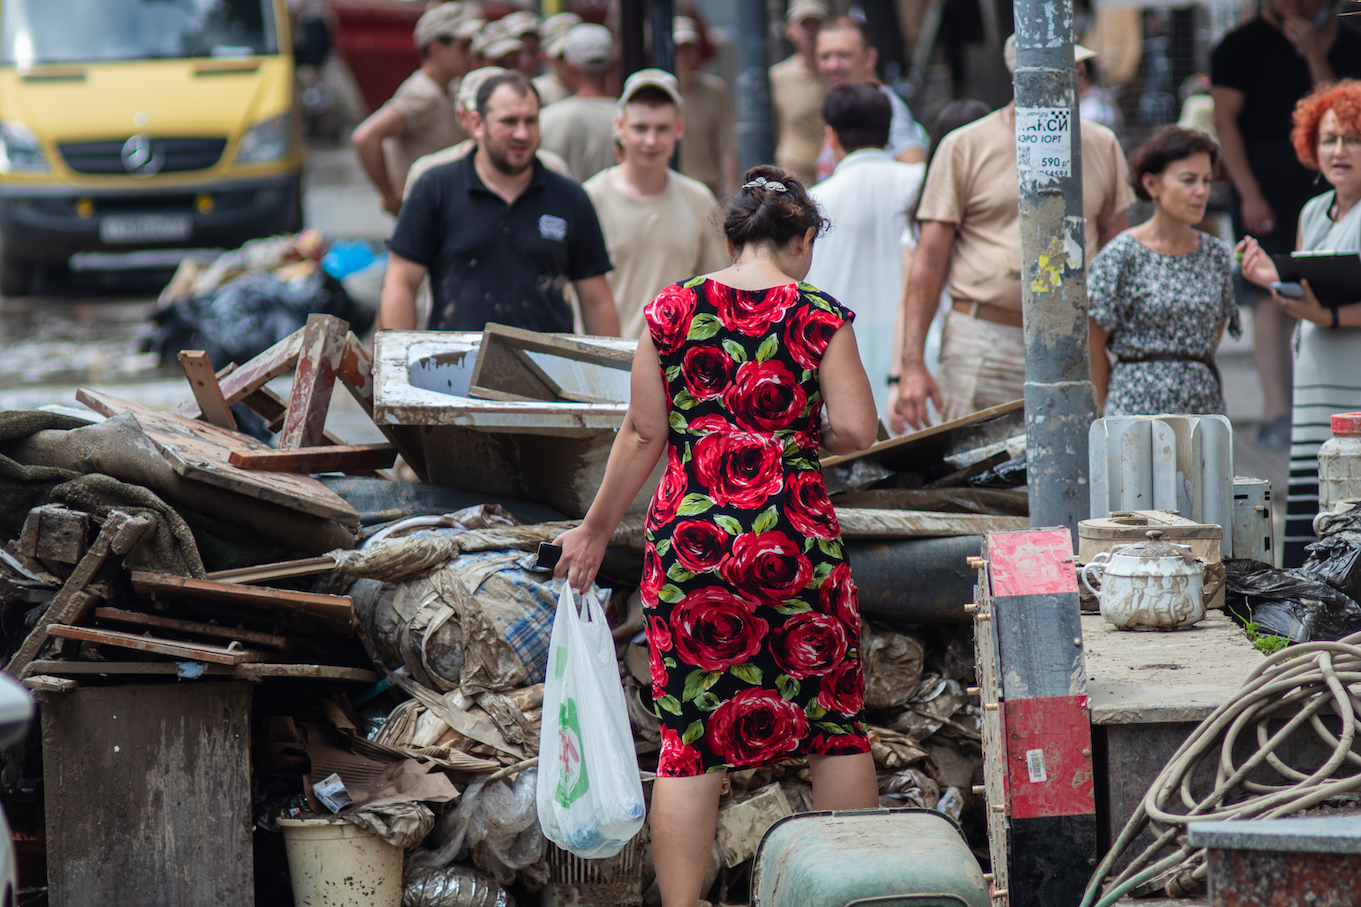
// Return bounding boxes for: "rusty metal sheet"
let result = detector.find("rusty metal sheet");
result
[1002,696,1095,819]
[77,387,360,527]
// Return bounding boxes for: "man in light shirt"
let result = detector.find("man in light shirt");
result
[584,70,728,340]
[351,3,470,215]
[672,17,737,199]
[533,12,582,106]
[813,15,927,182]
[806,82,925,418]
[769,0,830,187]
[894,37,1134,428]
[539,24,619,182]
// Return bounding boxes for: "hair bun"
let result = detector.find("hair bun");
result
[723,165,826,251]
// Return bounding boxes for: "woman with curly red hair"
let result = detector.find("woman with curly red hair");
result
[1240,78,1361,564]
[551,164,881,906]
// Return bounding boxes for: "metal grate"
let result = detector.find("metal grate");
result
[57,137,227,175]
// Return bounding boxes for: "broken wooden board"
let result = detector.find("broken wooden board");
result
[227,443,397,474]
[129,571,355,631]
[175,329,305,419]
[831,487,1029,516]
[468,323,633,404]
[279,313,348,449]
[46,625,264,665]
[206,556,338,585]
[177,350,237,431]
[28,660,378,682]
[19,505,89,564]
[820,399,1024,475]
[6,511,151,678]
[93,607,290,651]
[834,508,1028,538]
[23,675,78,693]
[77,388,360,527]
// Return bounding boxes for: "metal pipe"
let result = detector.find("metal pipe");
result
[620,0,647,82]
[734,0,774,173]
[652,0,675,75]
[1012,1,1096,546]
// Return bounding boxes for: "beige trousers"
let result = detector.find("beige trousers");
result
[937,308,1026,421]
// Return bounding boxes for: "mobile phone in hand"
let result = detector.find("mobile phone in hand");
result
[535,542,563,570]
[1272,281,1305,299]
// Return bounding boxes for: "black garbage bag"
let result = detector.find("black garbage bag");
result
[140,269,372,369]
[1299,509,1361,602]
[968,451,1027,488]
[1223,557,1361,643]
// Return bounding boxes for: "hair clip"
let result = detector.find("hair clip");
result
[743,176,788,192]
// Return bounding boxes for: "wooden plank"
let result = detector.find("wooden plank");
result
[835,508,1029,538]
[174,329,303,418]
[42,683,254,907]
[77,388,360,527]
[129,571,355,631]
[23,674,78,692]
[19,505,89,564]
[336,331,429,481]
[28,659,379,682]
[237,383,348,445]
[6,511,151,678]
[176,350,237,430]
[278,313,348,449]
[206,555,337,585]
[821,399,1024,473]
[93,607,291,651]
[468,322,632,403]
[46,625,263,664]
[227,443,398,473]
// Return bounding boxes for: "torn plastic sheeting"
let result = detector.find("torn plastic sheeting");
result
[1302,508,1361,603]
[860,624,925,709]
[1224,557,1361,642]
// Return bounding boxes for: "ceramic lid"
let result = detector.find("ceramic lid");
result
[1113,529,1196,561]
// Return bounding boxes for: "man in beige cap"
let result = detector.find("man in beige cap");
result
[672,17,737,199]
[472,20,524,70]
[499,10,542,78]
[769,0,830,186]
[584,69,727,339]
[893,36,1133,428]
[539,23,618,182]
[404,66,572,194]
[351,2,469,215]
[534,12,582,105]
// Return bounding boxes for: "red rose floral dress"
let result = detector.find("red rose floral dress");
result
[641,277,871,777]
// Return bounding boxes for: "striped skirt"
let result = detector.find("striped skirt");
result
[1284,322,1361,566]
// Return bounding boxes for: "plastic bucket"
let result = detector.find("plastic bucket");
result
[278,816,402,907]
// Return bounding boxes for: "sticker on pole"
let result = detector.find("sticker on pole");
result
[1015,107,1072,182]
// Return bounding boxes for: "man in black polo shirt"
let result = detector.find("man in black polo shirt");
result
[379,71,620,335]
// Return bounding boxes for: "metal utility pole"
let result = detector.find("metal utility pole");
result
[1012,2,1097,545]
[652,0,675,74]
[734,0,774,172]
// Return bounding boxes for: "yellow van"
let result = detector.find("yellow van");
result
[0,0,303,294]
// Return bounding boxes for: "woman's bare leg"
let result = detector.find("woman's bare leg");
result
[808,751,879,810]
[651,771,726,907]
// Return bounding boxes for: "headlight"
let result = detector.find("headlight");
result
[0,121,50,174]
[234,114,291,164]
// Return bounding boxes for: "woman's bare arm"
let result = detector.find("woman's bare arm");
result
[819,323,879,455]
[553,333,670,591]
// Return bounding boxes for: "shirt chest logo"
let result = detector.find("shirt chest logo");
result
[538,214,568,242]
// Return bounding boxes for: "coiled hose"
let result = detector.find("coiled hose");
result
[1080,632,1361,907]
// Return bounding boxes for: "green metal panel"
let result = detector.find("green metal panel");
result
[750,809,991,907]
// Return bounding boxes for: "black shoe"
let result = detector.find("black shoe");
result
[1256,414,1292,453]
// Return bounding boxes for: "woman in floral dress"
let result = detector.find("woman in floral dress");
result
[554,165,880,906]
[1088,126,1240,416]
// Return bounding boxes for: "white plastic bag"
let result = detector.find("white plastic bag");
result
[536,583,646,858]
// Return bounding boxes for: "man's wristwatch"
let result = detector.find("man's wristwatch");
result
[886,375,901,386]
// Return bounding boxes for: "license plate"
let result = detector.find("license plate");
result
[99,214,192,244]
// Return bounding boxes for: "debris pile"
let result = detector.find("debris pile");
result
[0,318,992,906]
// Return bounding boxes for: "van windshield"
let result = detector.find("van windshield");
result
[1,0,277,65]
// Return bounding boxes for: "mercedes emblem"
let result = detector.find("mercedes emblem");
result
[120,134,165,176]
